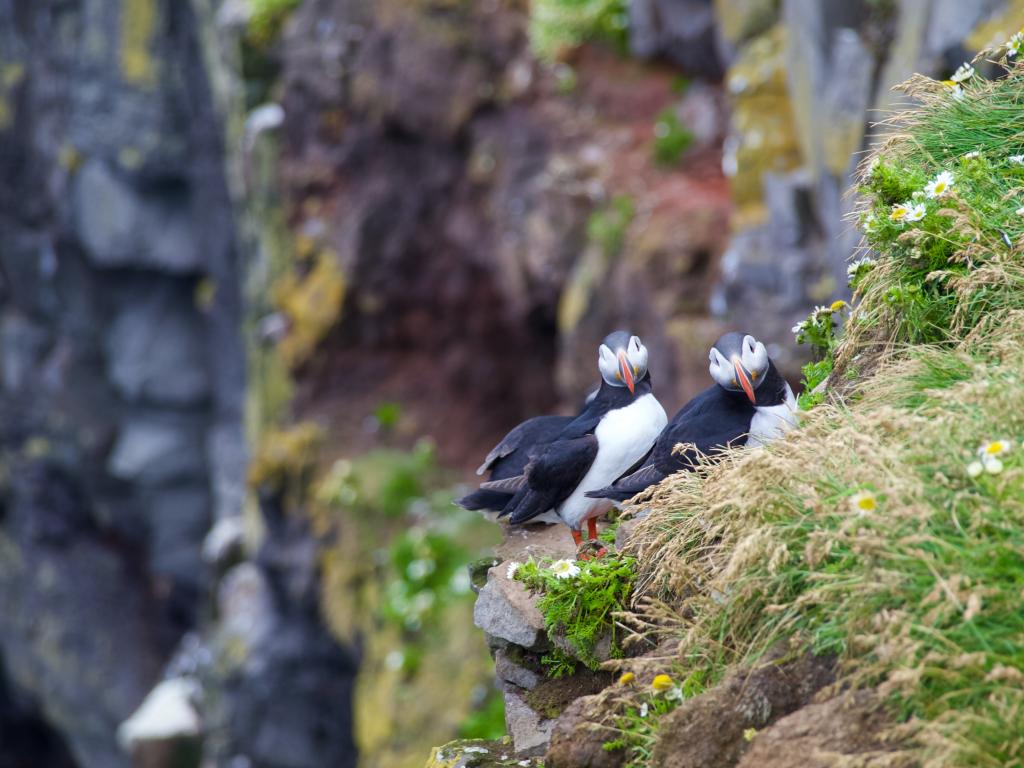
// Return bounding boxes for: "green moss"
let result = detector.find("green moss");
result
[515,553,636,671]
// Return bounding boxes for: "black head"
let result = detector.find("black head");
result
[708,332,771,404]
[597,331,649,395]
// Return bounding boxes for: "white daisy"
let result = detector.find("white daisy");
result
[924,170,954,199]
[942,81,965,101]
[791,321,806,334]
[550,559,581,579]
[1017,206,1024,216]
[964,151,981,159]
[951,62,974,83]
[1008,31,1024,57]
[978,440,1013,458]
[967,461,984,478]
[1009,155,1024,165]
[889,202,912,225]
[847,257,876,278]
[985,458,1004,475]
[903,202,927,222]
[850,490,877,516]
[506,561,522,580]
[639,702,649,718]
[862,212,877,233]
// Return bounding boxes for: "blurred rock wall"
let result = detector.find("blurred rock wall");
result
[0,0,245,765]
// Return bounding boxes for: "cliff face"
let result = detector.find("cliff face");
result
[0,1,245,765]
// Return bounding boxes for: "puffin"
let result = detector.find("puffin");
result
[478,331,667,549]
[457,390,600,517]
[587,332,796,502]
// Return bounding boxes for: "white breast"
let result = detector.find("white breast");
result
[557,393,668,530]
[747,383,798,448]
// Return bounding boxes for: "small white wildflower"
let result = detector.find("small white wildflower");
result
[1009,31,1024,57]
[924,170,954,199]
[951,62,974,83]
[506,561,522,580]
[850,490,878,516]
[985,458,1004,475]
[868,156,881,172]
[791,321,806,334]
[549,559,581,579]
[862,212,877,233]
[967,461,984,478]
[847,257,876,278]
[941,80,965,101]
[978,439,1013,458]
[889,202,911,225]
[385,650,405,670]
[520,761,532,767]
[1009,155,1024,165]
[964,150,981,159]
[1017,206,1024,216]
[665,686,683,701]
[639,702,649,718]
[902,202,926,223]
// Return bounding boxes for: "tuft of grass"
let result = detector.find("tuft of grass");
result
[515,553,636,672]
[623,51,1024,768]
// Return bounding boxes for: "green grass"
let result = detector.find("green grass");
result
[622,53,1024,768]
[515,553,636,672]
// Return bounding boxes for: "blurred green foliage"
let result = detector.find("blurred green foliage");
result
[653,108,693,167]
[530,0,629,60]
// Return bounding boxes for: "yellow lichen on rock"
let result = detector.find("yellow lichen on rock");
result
[247,421,325,494]
[272,248,346,368]
[120,0,157,87]
[725,24,802,229]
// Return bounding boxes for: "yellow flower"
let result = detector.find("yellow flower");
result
[830,300,847,312]
[651,674,675,692]
[618,672,635,685]
[743,727,758,742]
[850,490,877,515]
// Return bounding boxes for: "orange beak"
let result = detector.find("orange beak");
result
[617,350,635,395]
[733,359,756,404]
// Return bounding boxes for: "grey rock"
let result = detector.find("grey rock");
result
[503,686,555,756]
[473,565,547,649]
[628,0,722,77]
[494,648,543,691]
[107,416,206,486]
[1,312,50,393]
[105,285,209,406]
[144,486,211,592]
[72,161,203,274]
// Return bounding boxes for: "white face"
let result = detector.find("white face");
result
[708,334,769,392]
[598,335,648,389]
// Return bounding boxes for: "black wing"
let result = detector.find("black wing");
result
[459,415,573,513]
[475,415,573,476]
[504,435,599,525]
